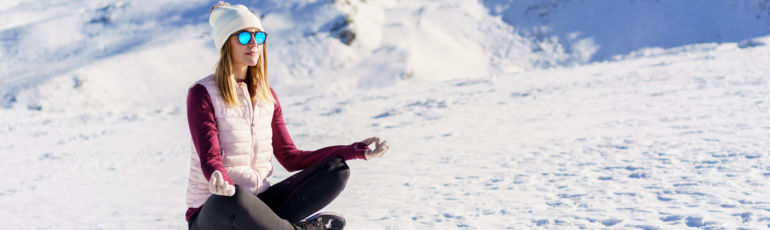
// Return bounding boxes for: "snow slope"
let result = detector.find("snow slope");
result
[0,0,535,112]
[483,0,770,64]
[1,0,770,229]
[4,0,769,110]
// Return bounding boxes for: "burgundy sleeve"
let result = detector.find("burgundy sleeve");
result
[187,84,233,185]
[270,88,368,172]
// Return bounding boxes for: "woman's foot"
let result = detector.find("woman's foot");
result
[295,212,345,230]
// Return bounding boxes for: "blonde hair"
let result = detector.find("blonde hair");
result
[215,38,275,106]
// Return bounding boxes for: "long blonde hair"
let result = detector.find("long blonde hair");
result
[215,38,275,106]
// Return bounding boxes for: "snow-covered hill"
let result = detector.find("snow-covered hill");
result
[1,0,770,229]
[1,0,528,112]
[483,0,770,64]
[6,0,767,114]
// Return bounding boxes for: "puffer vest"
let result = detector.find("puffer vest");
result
[185,75,275,209]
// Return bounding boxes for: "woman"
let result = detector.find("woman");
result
[185,2,390,230]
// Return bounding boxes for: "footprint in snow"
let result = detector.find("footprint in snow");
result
[660,215,683,222]
[601,218,622,226]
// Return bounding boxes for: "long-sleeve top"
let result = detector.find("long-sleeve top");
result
[185,84,368,221]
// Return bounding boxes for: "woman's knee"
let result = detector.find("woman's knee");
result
[324,156,349,172]
[324,157,350,185]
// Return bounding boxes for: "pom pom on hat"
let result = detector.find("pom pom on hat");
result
[209,2,263,52]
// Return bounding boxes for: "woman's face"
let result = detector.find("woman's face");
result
[229,27,263,67]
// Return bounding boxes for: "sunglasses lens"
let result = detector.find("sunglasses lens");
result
[238,31,251,45]
[254,32,266,45]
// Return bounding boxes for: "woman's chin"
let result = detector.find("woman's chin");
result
[237,56,260,66]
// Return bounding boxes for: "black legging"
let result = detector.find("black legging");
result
[188,157,350,230]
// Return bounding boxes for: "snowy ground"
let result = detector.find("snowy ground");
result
[2,0,770,229]
[3,37,770,229]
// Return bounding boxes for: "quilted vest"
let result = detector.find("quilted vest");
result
[185,75,275,209]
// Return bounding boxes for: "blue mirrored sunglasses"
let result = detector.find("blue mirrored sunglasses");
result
[233,31,267,45]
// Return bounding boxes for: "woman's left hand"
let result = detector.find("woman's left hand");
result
[360,137,389,160]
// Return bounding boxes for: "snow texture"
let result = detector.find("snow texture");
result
[1,0,770,229]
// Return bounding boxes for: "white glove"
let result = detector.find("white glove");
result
[360,137,389,160]
[209,170,235,196]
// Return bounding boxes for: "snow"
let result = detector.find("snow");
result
[2,0,770,229]
[482,0,770,63]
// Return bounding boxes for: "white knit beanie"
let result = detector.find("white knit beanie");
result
[209,2,263,52]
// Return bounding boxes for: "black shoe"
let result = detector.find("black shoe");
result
[295,212,345,230]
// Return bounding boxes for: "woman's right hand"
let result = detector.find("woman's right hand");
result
[360,137,390,160]
[209,170,235,196]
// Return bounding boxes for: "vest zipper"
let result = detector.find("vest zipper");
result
[242,83,260,183]
[242,83,256,153]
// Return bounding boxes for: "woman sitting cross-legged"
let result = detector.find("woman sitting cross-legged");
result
[184,2,390,230]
